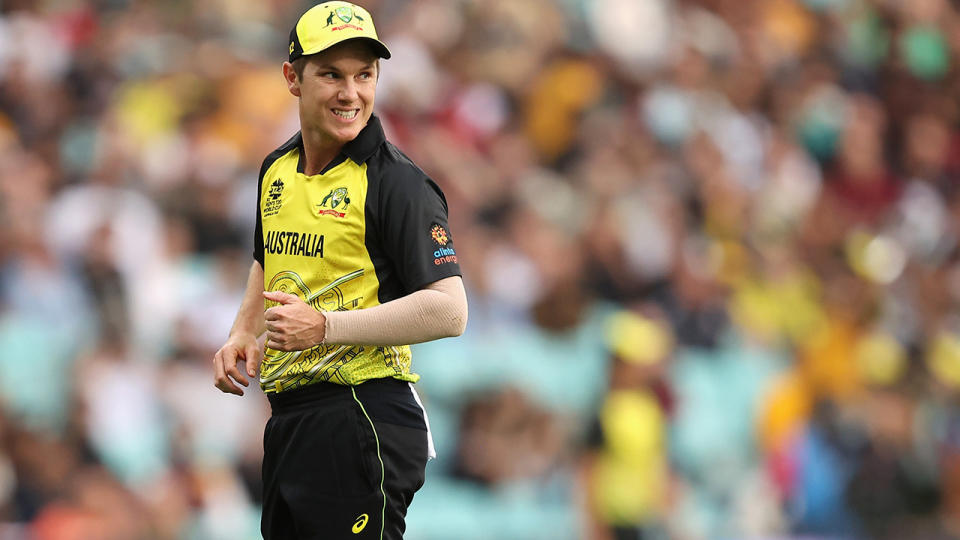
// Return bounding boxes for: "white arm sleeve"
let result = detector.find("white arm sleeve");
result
[323,276,467,345]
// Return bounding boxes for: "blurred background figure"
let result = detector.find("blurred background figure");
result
[1,0,960,538]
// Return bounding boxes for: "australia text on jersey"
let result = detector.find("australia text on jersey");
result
[264,230,325,258]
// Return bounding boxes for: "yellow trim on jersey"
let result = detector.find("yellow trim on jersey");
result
[258,147,415,393]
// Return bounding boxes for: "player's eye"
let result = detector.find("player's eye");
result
[321,71,338,79]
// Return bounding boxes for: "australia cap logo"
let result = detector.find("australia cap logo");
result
[336,6,355,23]
[325,6,364,28]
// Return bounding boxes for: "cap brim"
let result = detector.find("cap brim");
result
[360,37,391,59]
[303,36,391,60]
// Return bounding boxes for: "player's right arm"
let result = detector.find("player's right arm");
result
[213,260,266,396]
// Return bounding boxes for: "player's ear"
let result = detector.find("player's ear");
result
[282,62,301,97]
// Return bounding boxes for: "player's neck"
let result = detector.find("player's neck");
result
[300,129,345,176]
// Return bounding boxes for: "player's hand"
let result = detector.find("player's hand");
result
[263,291,327,351]
[213,332,262,396]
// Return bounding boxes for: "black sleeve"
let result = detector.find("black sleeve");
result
[253,164,265,266]
[377,164,462,294]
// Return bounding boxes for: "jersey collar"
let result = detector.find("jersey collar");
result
[341,114,385,165]
[295,114,385,174]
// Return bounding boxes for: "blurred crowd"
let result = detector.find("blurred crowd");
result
[2,0,960,538]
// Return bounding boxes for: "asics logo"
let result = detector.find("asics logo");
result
[352,513,369,534]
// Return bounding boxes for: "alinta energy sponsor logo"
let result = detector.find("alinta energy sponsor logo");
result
[317,186,350,218]
[430,224,457,265]
[264,178,285,217]
[430,224,449,246]
[325,6,364,32]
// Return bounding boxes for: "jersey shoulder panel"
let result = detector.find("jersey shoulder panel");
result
[378,141,430,181]
[368,141,447,209]
[363,139,460,297]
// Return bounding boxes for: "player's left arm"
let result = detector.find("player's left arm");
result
[324,274,466,344]
[262,276,466,350]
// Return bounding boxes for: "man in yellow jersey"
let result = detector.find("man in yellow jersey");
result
[211,2,467,538]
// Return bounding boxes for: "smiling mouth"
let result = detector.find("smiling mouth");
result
[332,109,358,119]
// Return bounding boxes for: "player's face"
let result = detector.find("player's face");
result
[292,41,378,147]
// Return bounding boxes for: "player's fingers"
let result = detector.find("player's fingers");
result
[225,358,249,388]
[263,290,298,304]
[266,337,287,351]
[264,307,281,321]
[213,350,243,395]
[265,320,280,332]
[244,344,262,378]
[212,350,227,384]
[266,329,287,344]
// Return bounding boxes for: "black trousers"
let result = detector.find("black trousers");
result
[262,378,431,539]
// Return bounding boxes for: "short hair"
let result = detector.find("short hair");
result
[292,57,308,81]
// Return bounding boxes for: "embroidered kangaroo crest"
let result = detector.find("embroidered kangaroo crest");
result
[317,187,350,218]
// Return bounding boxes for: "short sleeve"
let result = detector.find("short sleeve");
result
[377,166,461,294]
[253,164,266,265]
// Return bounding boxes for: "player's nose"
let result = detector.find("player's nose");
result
[337,78,359,102]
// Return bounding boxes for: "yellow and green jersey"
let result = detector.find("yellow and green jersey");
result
[253,115,461,393]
